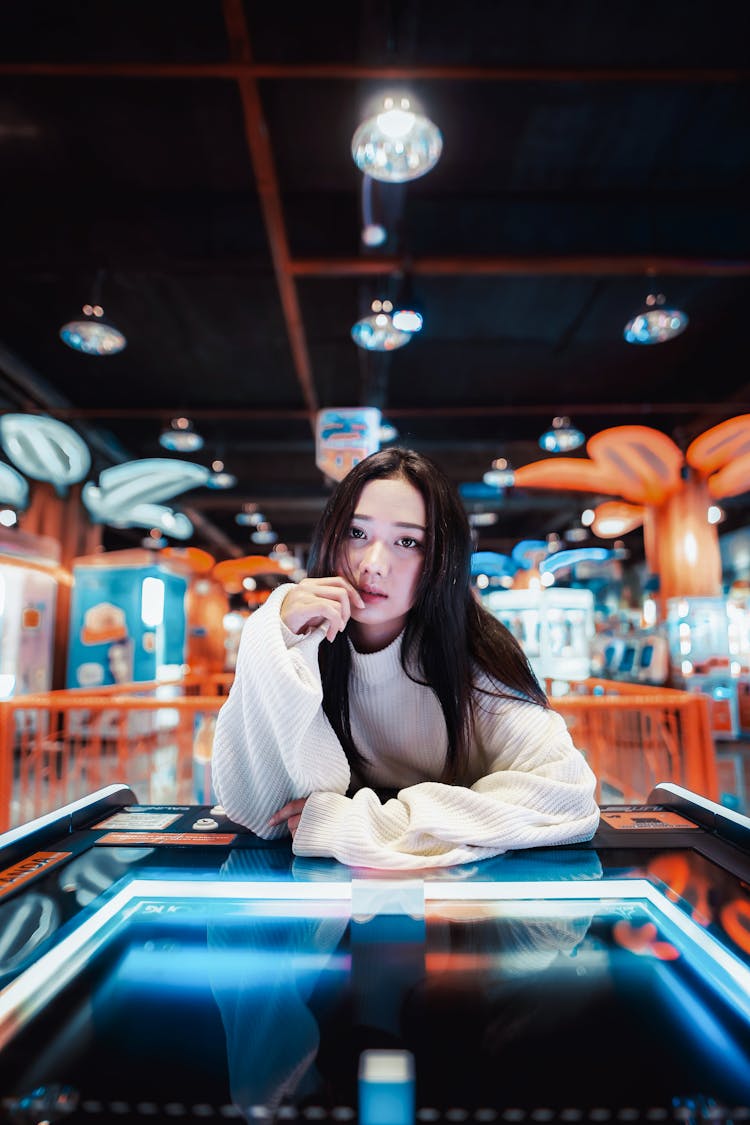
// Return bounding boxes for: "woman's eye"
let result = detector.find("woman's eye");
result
[349,526,366,540]
[398,537,422,550]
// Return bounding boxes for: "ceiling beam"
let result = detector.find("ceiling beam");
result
[220,0,318,419]
[0,62,746,82]
[22,403,750,421]
[290,255,750,278]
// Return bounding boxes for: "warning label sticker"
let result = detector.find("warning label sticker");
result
[93,812,181,831]
[600,810,699,830]
[95,832,237,847]
[0,851,71,898]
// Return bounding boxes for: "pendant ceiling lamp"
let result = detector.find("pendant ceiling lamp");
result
[483,457,515,489]
[351,299,411,352]
[59,271,126,356]
[352,95,443,183]
[159,417,204,453]
[251,521,278,545]
[206,459,237,489]
[623,292,688,345]
[235,508,265,527]
[60,303,127,356]
[539,416,585,453]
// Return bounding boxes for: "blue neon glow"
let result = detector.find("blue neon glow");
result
[3,875,750,1055]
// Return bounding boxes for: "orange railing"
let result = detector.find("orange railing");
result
[184,671,234,696]
[0,675,718,831]
[0,686,222,831]
[549,686,717,804]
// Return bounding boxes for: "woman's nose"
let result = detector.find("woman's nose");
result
[361,540,388,575]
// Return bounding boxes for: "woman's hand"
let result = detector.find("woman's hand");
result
[281,576,365,643]
[268,797,308,837]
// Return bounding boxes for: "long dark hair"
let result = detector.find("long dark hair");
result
[307,448,548,783]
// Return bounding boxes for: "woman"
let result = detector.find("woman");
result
[212,448,599,868]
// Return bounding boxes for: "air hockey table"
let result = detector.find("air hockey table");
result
[1,784,749,1125]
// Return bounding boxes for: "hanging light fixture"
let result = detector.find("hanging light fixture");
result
[351,95,443,183]
[482,457,515,488]
[251,521,278,545]
[59,302,127,356]
[235,505,264,527]
[351,299,411,352]
[206,459,237,489]
[60,270,127,356]
[159,417,204,453]
[623,293,688,345]
[539,416,585,453]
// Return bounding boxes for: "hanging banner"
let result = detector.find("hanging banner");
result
[315,407,381,482]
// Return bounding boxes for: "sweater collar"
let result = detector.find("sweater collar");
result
[348,630,406,685]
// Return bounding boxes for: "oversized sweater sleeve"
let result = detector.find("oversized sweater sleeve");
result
[292,679,599,870]
[211,584,350,837]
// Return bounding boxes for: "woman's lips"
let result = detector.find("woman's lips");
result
[360,589,387,602]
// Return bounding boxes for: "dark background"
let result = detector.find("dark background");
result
[0,1,748,561]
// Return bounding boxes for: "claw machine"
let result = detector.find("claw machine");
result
[484,587,594,684]
[665,596,741,738]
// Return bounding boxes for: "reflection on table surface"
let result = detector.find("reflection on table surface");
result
[3,845,750,1118]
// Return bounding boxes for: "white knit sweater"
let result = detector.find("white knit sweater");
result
[212,584,600,869]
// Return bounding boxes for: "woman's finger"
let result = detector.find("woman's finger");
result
[294,576,365,613]
[268,797,307,829]
[282,579,363,640]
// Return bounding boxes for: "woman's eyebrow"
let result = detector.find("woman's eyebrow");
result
[352,512,426,532]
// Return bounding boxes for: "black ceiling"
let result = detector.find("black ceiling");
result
[1,0,749,561]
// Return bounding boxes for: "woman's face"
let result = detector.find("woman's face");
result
[339,476,427,652]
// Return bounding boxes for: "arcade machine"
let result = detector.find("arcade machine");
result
[665,597,745,739]
[633,629,671,685]
[2,783,750,1121]
[483,588,542,675]
[592,628,670,686]
[0,528,59,699]
[540,586,595,683]
[485,587,594,683]
[665,596,750,811]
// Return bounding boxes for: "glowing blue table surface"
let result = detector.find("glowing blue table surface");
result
[1,784,749,1123]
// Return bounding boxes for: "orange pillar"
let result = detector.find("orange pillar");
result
[648,470,722,618]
